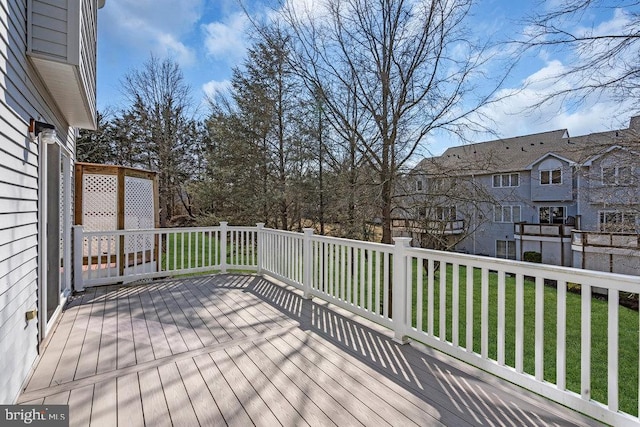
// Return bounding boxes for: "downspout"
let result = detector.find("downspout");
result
[472,173,476,255]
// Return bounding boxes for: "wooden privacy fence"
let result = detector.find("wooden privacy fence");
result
[72,222,640,426]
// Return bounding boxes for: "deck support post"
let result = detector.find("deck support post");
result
[220,222,228,273]
[302,228,314,299]
[73,225,84,291]
[256,223,265,275]
[392,237,412,344]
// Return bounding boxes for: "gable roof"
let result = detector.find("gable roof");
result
[525,152,576,170]
[415,124,637,176]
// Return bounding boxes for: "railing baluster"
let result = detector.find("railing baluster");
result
[375,251,381,315]
[452,263,459,347]
[440,262,447,341]
[466,265,473,352]
[581,283,592,401]
[557,280,567,390]
[347,246,353,304]
[428,259,434,336]
[188,231,192,270]
[497,270,506,365]
[608,289,619,412]
[417,257,423,332]
[359,247,365,309]
[516,273,524,372]
[481,267,489,358]
[106,235,112,278]
[383,252,390,318]
[535,276,544,381]
[367,249,373,311]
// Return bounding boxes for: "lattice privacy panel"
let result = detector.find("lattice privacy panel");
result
[124,176,155,253]
[82,174,118,256]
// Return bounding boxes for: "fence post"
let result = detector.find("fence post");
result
[392,236,412,344]
[73,225,84,292]
[220,221,228,273]
[256,223,265,275]
[302,228,314,299]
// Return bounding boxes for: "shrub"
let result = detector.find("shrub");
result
[523,251,542,263]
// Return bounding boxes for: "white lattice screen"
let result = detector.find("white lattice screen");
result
[124,176,155,253]
[77,164,157,266]
[82,174,118,256]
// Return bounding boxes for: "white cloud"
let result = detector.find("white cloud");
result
[475,58,634,140]
[202,80,232,99]
[203,13,249,63]
[100,0,203,66]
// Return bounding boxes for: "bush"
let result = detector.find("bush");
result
[523,251,542,263]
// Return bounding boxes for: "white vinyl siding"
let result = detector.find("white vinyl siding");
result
[0,0,77,405]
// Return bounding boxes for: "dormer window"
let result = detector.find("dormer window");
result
[540,168,562,185]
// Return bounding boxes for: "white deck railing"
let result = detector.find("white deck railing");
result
[72,223,640,426]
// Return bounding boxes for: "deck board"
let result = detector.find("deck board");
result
[175,358,226,426]
[18,274,603,427]
[116,372,144,427]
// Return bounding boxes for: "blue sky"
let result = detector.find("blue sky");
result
[96,0,637,154]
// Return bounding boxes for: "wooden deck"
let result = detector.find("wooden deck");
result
[18,274,601,426]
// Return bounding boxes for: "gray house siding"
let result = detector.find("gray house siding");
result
[399,120,640,274]
[0,0,94,404]
[530,158,574,202]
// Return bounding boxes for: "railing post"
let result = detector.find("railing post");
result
[256,223,265,274]
[220,221,228,273]
[302,228,314,299]
[73,225,84,291]
[392,236,412,344]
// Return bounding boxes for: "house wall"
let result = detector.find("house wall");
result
[530,158,574,202]
[0,0,76,404]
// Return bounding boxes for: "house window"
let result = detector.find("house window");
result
[435,206,456,221]
[494,205,521,223]
[492,173,519,188]
[496,240,516,259]
[417,207,427,218]
[539,206,565,224]
[599,210,639,232]
[540,168,562,185]
[416,179,423,191]
[602,166,633,185]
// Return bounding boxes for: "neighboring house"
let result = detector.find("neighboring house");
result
[0,0,103,404]
[394,116,640,275]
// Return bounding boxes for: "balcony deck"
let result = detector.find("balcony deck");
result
[19,274,599,426]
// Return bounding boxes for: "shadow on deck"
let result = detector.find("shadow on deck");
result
[19,274,601,426]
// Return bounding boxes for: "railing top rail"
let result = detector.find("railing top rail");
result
[309,233,394,252]
[406,246,640,289]
[261,228,305,237]
[78,225,265,237]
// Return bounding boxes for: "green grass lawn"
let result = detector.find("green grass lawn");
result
[159,232,256,272]
[408,262,639,416]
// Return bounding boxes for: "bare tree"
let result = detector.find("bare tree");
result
[120,55,198,226]
[281,0,508,243]
[520,0,640,110]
